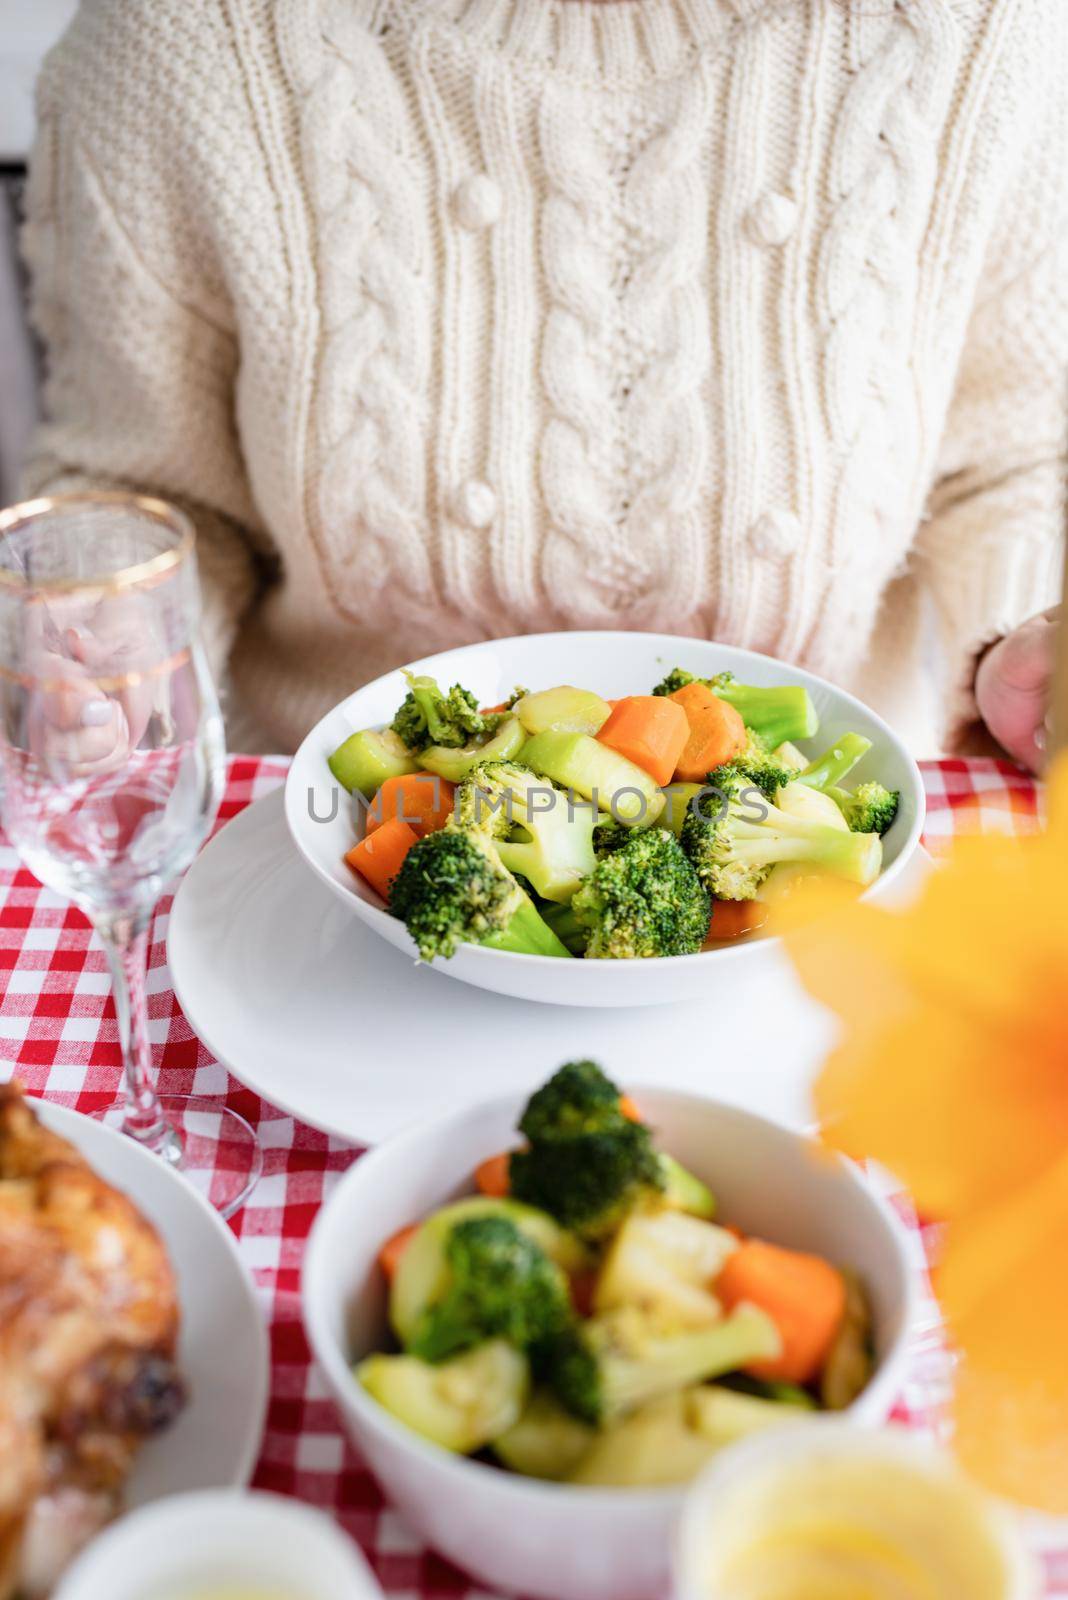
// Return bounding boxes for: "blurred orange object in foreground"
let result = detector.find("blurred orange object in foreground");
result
[784,755,1068,1512]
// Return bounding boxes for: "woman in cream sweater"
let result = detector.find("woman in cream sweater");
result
[20,0,1066,762]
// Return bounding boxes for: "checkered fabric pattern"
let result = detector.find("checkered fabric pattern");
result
[1,756,1064,1597]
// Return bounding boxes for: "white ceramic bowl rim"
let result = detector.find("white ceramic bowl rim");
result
[286,630,926,971]
[303,1085,917,1510]
[52,1489,381,1600]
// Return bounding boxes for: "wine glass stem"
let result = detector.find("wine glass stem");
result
[98,911,183,1166]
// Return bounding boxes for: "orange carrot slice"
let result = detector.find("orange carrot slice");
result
[378,1222,419,1281]
[716,1239,847,1385]
[475,1151,512,1198]
[344,817,419,901]
[670,683,747,780]
[618,1094,642,1123]
[704,900,769,943]
[366,772,456,838]
[596,695,690,787]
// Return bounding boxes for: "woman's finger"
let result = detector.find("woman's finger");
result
[975,608,1060,773]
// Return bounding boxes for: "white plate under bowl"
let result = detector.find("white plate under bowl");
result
[168,787,931,1146]
[30,1100,268,1507]
[285,632,925,1007]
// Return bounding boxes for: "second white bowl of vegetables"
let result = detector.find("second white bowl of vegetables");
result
[286,632,924,1005]
[303,1062,915,1600]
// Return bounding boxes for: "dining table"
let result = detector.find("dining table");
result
[1,752,1064,1600]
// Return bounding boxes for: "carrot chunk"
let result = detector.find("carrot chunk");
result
[716,1239,847,1385]
[704,900,769,943]
[365,772,456,838]
[670,683,748,780]
[378,1222,419,1281]
[474,1151,513,1198]
[344,817,419,901]
[596,695,689,787]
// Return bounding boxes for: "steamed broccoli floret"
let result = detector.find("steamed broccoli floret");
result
[391,671,488,751]
[710,675,819,745]
[789,737,897,833]
[453,761,596,902]
[540,901,589,955]
[452,769,514,839]
[408,1216,575,1364]
[651,667,818,745]
[569,829,710,960]
[829,780,900,837]
[707,731,791,803]
[389,827,571,961]
[548,1305,782,1426]
[680,768,882,901]
[592,816,633,857]
[651,667,696,697]
[510,1061,666,1240]
[773,740,809,774]
[518,1060,630,1142]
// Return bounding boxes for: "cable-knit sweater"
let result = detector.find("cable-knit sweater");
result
[21,0,1067,754]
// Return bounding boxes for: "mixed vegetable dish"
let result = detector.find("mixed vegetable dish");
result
[357,1062,875,1487]
[327,665,900,961]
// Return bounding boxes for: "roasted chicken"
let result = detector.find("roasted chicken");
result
[0,1085,185,1598]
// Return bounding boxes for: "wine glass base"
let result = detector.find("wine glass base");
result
[96,1096,263,1219]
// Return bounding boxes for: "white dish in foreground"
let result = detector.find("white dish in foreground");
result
[675,1423,1039,1600]
[303,1087,916,1600]
[31,1100,268,1510]
[169,788,931,1144]
[286,632,925,1007]
[54,1490,381,1600]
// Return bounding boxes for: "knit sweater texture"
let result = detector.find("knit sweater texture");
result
[21,0,1068,754]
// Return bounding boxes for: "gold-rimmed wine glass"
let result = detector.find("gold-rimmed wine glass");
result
[0,492,262,1215]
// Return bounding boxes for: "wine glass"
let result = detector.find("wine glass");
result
[0,492,262,1215]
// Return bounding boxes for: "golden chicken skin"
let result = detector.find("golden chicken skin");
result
[0,1085,184,1598]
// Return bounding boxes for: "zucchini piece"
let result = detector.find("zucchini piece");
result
[328,727,418,798]
[515,686,612,737]
[659,1153,716,1218]
[521,731,665,827]
[568,1392,720,1488]
[390,1195,588,1346]
[687,1384,811,1448]
[820,1268,874,1410]
[420,716,527,783]
[358,1339,528,1453]
[594,1209,736,1329]
[492,1389,595,1480]
[658,782,706,836]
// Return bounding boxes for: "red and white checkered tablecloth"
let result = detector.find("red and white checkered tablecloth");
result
[1,756,1063,1597]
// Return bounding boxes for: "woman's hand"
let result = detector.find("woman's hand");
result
[26,595,160,777]
[975,606,1061,773]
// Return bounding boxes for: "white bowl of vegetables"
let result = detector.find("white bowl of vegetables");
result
[302,1063,915,1600]
[285,632,924,1006]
